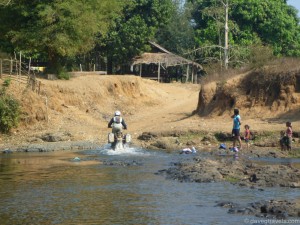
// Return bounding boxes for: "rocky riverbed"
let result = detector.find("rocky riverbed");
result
[157,153,300,220]
[158,156,300,188]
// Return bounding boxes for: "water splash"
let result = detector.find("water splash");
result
[100,144,150,156]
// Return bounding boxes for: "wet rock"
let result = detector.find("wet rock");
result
[201,134,217,143]
[249,174,258,183]
[138,132,157,141]
[290,182,300,188]
[27,137,43,143]
[215,201,239,208]
[151,137,178,150]
[214,132,232,141]
[15,141,99,152]
[216,200,300,219]
[102,160,142,167]
[159,156,300,188]
[40,132,72,142]
[2,149,13,154]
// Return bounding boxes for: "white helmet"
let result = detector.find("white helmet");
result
[114,110,121,116]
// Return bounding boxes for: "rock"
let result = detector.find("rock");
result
[102,160,142,167]
[72,157,81,161]
[40,133,63,142]
[138,132,157,141]
[214,132,232,141]
[2,149,13,154]
[159,155,300,188]
[216,199,299,219]
[201,134,217,143]
[290,182,300,188]
[40,132,72,142]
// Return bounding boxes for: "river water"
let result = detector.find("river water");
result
[0,146,299,225]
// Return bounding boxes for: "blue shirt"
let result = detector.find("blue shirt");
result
[233,115,241,129]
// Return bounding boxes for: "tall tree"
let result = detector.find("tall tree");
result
[101,0,173,74]
[232,0,300,56]
[155,0,196,55]
[188,0,300,67]
[0,0,120,73]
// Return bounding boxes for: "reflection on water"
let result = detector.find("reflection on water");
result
[249,156,300,169]
[0,147,299,225]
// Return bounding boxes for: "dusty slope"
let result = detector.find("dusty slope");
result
[1,73,300,149]
[0,75,201,148]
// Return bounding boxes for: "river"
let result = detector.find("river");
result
[0,146,299,225]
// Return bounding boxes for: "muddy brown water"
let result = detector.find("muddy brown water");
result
[0,146,299,225]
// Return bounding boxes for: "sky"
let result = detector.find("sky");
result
[288,0,300,17]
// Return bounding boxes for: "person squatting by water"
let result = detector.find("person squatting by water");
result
[280,121,293,151]
[244,124,251,150]
[231,108,242,150]
[108,110,127,134]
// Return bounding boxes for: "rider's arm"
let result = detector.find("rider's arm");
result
[122,120,127,129]
[108,118,114,128]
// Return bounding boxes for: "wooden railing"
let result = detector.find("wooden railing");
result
[0,58,41,94]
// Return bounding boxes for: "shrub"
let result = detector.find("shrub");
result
[0,79,20,133]
[57,70,70,80]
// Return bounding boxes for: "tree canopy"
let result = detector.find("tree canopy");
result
[102,0,173,73]
[187,0,300,66]
[0,0,300,73]
[0,0,121,73]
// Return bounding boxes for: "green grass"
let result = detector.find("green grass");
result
[177,131,207,144]
[224,176,240,183]
[288,148,300,158]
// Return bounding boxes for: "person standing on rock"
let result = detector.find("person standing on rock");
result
[231,108,242,150]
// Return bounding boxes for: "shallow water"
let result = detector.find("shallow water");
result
[0,146,299,225]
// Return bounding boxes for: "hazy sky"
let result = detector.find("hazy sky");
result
[288,0,300,17]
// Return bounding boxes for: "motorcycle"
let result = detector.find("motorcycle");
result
[108,131,131,150]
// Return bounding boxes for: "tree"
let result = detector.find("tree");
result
[232,0,300,56]
[0,0,121,74]
[100,0,173,74]
[187,0,300,68]
[155,0,196,55]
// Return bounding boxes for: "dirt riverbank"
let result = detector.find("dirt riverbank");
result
[0,72,300,153]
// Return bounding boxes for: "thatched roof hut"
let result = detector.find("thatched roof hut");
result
[132,42,203,83]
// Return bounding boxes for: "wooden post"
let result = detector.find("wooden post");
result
[38,81,41,94]
[139,64,142,77]
[80,64,82,72]
[28,57,31,76]
[158,62,161,82]
[191,66,194,84]
[19,51,22,77]
[93,64,96,71]
[15,59,18,75]
[10,58,12,75]
[186,64,189,83]
[0,59,2,78]
[44,96,49,123]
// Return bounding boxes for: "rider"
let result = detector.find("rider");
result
[108,110,127,134]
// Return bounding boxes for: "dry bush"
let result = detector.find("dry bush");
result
[248,45,275,69]
[199,63,249,85]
